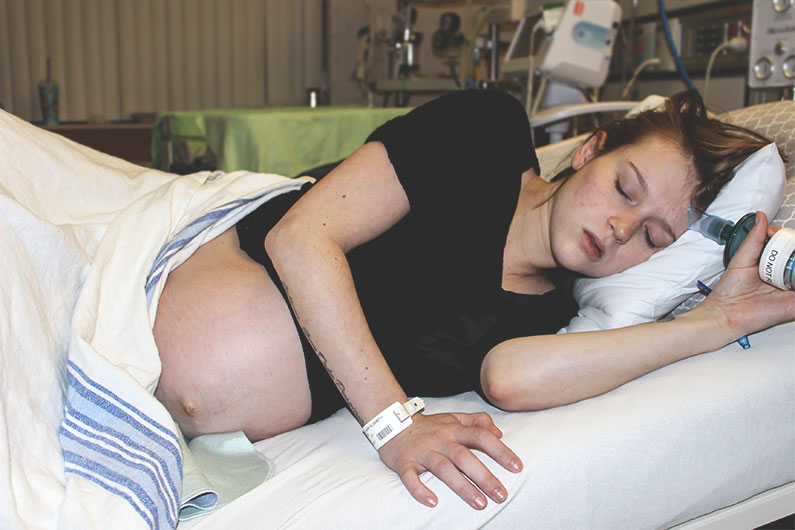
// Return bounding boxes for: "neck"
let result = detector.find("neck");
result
[502,170,559,294]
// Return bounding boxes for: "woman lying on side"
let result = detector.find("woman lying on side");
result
[152,90,795,510]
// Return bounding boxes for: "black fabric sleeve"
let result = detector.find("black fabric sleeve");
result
[408,288,579,399]
[366,90,538,211]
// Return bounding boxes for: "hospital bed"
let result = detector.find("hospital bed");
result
[0,97,792,530]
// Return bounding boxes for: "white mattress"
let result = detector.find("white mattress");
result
[181,321,794,529]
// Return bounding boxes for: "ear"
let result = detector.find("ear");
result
[571,131,607,170]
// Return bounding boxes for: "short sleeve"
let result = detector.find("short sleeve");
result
[366,90,538,210]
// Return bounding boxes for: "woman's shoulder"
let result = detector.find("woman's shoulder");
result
[428,89,527,126]
[437,88,522,108]
[370,89,529,145]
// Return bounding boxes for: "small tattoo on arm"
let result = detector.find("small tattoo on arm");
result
[283,283,365,425]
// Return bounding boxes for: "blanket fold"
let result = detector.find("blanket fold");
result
[179,431,274,521]
[56,164,311,529]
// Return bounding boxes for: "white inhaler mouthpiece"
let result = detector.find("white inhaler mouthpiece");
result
[688,207,795,291]
[688,208,734,244]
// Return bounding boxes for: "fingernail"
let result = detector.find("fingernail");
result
[494,487,506,502]
[510,459,522,472]
[427,497,438,507]
[474,496,486,509]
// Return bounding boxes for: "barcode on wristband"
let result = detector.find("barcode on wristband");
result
[376,425,393,441]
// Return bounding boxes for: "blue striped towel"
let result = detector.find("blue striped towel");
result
[60,361,182,529]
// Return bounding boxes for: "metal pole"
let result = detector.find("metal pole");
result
[488,22,500,81]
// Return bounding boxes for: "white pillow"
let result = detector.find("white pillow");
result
[560,143,786,333]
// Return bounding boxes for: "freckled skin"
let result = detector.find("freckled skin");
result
[548,135,693,277]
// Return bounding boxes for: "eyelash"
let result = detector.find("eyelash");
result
[615,178,630,200]
[645,228,658,249]
[616,178,658,248]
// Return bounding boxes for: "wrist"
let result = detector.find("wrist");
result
[674,302,737,351]
[363,398,425,450]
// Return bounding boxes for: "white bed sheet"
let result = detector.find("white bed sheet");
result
[181,321,794,530]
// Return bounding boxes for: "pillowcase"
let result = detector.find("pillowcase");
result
[772,169,795,228]
[559,142,786,333]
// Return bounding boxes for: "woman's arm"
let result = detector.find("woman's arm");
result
[481,212,795,411]
[266,142,521,510]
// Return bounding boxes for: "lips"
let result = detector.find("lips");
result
[583,230,604,261]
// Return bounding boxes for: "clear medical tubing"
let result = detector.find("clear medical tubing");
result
[689,208,795,290]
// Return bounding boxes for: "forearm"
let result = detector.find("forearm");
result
[480,306,735,411]
[261,142,415,425]
[266,216,406,426]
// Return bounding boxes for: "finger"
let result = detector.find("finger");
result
[423,451,491,510]
[456,423,523,474]
[397,465,438,508]
[444,442,510,505]
[767,224,782,238]
[728,211,768,268]
[455,411,503,438]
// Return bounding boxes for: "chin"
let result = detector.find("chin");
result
[569,260,616,279]
[553,249,592,276]
[570,265,600,279]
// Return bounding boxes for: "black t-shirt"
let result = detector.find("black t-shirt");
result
[236,90,578,423]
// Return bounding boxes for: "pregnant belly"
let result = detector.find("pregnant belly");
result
[152,227,310,441]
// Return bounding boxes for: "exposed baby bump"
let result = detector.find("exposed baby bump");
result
[153,228,310,440]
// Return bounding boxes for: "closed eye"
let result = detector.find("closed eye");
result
[645,224,674,249]
[615,178,631,200]
[645,227,659,249]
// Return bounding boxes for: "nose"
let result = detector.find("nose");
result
[609,213,640,244]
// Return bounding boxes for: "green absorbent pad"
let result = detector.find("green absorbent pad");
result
[178,430,274,521]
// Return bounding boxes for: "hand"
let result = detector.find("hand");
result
[701,212,795,338]
[376,411,522,510]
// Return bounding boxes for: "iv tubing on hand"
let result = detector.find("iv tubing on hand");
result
[696,280,751,349]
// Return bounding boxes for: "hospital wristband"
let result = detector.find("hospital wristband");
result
[362,397,425,450]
